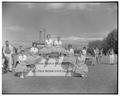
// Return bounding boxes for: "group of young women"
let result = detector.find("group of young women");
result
[2,34,116,79]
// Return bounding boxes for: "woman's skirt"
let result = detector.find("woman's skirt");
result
[51,47,66,54]
[25,55,41,65]
[15,62,28,72]
[39,46,67,55]
[39,47,52,55]
[62,56,76,70]
[74,64,88,74]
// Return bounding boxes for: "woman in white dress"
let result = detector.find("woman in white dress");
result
[93,47,100,65]
[108,48,115,64]
[54,36,62,47]
[26,43,41,65]
[99,48,103,64]
[15,50,28,78]
[52,36,66,55]
[66,44,74,55]
[39,34,53,55]
[17,45,23,54]
[62,44,75,76]
[82,47,87,64]
[73,50,88,78]
[45,34,53,47]
[30,43,39,56]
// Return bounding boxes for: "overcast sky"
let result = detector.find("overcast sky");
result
[2,2,117,43]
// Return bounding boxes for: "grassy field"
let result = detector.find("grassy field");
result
[2,55,118,94]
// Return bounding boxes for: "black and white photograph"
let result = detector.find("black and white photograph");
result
[2,1,118,94]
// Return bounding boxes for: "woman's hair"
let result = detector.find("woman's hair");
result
[47,34,51,38]
[80,50,82,54]
[57,36,60,39]
[110,48,114,51]
[32,42,37,47]
[21,50,24,53]
[68,44,72,48]
[5,40,9,43]
[83,47,86,49]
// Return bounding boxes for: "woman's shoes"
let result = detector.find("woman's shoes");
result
[8,70,12,72]
[81,73,87,79]
[20,75,24,78]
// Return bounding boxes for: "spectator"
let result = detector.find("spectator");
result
[66,44,74,55]
[93,47,100,65]
[30,43,39,55]
[15,50,28,78]
[45,34,53,47]
[17,45,23,54]
[82,47,87,64]
[99,48,103,64]
[3,41,14,72]
[54,36,62,47]
[108,48,115,64]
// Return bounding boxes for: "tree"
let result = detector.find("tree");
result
[87,40,102,55]
[104,29,118,54]
[87,28,118,55]
[88,40,102,49]
[87,47,95,56]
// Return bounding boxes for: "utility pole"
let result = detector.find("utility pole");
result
[39,30,42,42]
[43,28,46,42]
[39,28,46,43]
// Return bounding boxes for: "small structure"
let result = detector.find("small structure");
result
[33,29,46,47]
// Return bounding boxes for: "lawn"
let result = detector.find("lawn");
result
[2,55,118,94]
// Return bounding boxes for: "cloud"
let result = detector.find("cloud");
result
[62,36,103,41]
[47,3,65,9]
[105,3,117,12]
[68,3,87,10]
[62,36,82,40]
[67,3,101,10]
[4,26,24,32]
[47,3,101,10]
[18,3,116,12]
[19,3,35,9]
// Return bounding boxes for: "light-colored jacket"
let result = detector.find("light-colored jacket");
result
[3,45,13,55]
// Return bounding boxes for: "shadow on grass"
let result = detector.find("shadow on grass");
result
[2,89,8,94]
